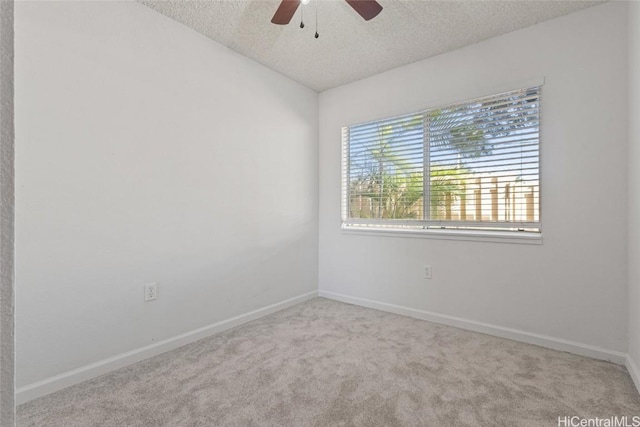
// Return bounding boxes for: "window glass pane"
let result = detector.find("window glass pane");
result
[348,114,424,220]
[428,89,539,224]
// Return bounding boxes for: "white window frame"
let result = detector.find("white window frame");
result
[341,85,543,245]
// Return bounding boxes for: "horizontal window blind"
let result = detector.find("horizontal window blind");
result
[342,86,541,233]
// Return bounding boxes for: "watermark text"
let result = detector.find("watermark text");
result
[558,416,640,427]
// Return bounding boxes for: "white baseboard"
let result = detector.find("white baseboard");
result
[626,354,640,394]
[16,290,318,405]
[319,290,627,365]
[18,289,634,405]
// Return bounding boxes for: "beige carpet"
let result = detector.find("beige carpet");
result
[17,298,640,426]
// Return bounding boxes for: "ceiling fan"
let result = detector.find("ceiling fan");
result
[271,0,383,25]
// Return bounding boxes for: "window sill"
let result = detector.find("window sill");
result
[341,226,542,245]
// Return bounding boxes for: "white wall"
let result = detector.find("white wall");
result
[319,2,628,355]
[15,1,318,389]
[628,0,640,389]
[0,0,15,423]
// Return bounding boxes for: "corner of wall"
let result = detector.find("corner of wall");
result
[0,0,15,424]
[628,0,640,395]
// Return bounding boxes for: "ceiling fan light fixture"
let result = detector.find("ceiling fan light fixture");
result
[271,0,382,26]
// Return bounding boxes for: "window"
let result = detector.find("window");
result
[341,86,541,235]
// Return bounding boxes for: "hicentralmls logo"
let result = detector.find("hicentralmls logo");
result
[558,416,640,427]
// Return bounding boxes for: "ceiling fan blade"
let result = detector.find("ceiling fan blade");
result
[345,0,383,21]
[271,0,300,25]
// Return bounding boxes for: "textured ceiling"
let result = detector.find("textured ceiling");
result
[138,0,604,92]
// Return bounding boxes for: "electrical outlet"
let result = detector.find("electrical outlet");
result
[424,265,432,279]
[144,283,158,302]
